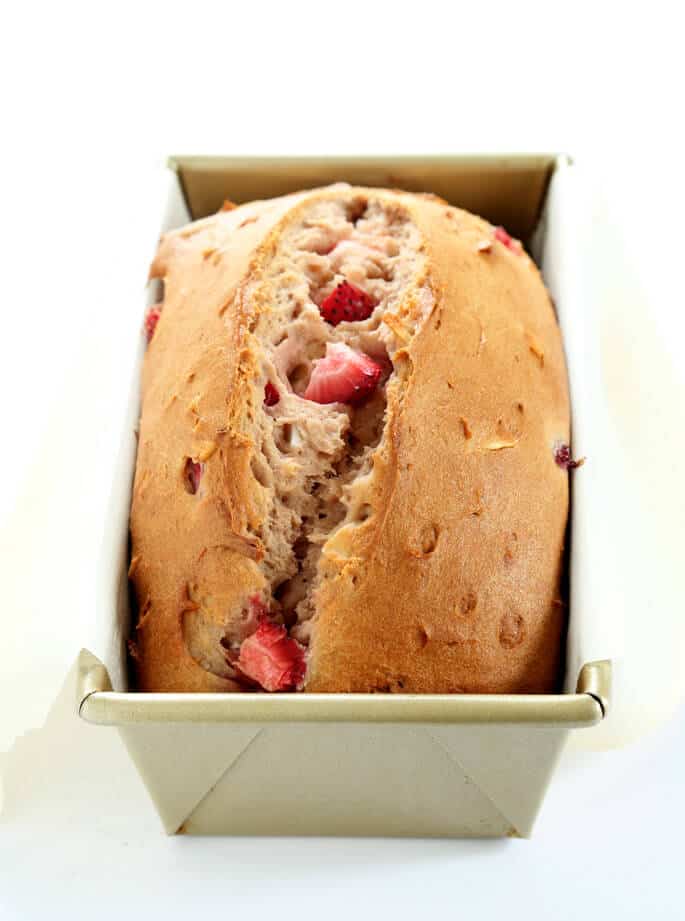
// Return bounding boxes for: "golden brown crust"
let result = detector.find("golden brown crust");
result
[130,186,569,693]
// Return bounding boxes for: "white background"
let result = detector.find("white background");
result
[1,2,684,919]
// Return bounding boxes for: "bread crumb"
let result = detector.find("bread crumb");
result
[459,416,472,439]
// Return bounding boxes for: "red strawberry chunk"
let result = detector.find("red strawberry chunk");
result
[184,458,203,494]
[144,304,162,342]
[554,442,585,470]
[494,226,522,253]
[264,381,280,406]
[236,618,306,692]
[319,281,376,326]
[303,342,382,406]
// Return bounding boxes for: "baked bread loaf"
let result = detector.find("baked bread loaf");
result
[129,184,570,694]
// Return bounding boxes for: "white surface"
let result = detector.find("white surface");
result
[1,1,684,917]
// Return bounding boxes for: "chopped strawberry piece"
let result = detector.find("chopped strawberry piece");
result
[319,281,376,326]
[494,226,522,253]
[554,442,585,471]
[303,342,382,406]
[264,382,280,406]
[184,458,203,494]
[144,304,162,342]
[235,618,306,692]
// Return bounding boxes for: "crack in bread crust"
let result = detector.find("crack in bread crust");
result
[243,193,430,649]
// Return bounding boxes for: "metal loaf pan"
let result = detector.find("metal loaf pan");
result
[78,154,611,838]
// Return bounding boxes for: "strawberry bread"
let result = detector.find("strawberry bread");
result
[129,184,571,694]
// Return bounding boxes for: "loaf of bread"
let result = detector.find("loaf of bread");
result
[129,184,571,694]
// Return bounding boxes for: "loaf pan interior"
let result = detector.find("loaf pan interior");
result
[171,154,557,243]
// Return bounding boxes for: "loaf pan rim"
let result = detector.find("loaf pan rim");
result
[77,649,609,728]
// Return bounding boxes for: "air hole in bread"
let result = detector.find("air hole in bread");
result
[250,454,272,489]
[275,423,295,453]
[183,458,203,495]
[355,503,373,523]
[416,625,430,649]
[182,608,238,681]
[287,363,310,394]
[347,197,368,225]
